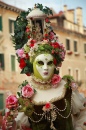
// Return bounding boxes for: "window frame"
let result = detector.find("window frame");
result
[0,53,5,70]
[84,43,86,54]
[74,40,78,52]
[68,67,73,76]
[0,91,6,111]
[66,38,70,51]
[11,55,16,72]
[0,15,2,31]
[9,18,16,34]
[75,68,80,82]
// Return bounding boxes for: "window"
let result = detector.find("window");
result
[9,19,16,33]
[0,16,2,31]
[0,54,5,70]
[68,68,71,75]
[66,39,70,50]
[11,55,15,71]
[0,93,4,110]
[75,69,79,82]
[74,41,77,52]
[84,44,86,54]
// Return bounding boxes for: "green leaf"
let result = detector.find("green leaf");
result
[17,92,21,97]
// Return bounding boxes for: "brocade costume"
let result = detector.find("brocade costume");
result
[15,78,86,130]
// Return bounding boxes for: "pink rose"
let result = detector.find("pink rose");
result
[49,32,54,40]
[6,95,18,109]
[42,103,53,112]
[16,48,24,58]
[51,74,61,87]
[22,84,34,98]
[60,51,65,59]
[70,82,78,91]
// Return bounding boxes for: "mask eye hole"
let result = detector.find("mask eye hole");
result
[47,61,53,65]
[38,61,44,65]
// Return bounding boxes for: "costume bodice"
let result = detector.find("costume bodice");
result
[28,77,73,130]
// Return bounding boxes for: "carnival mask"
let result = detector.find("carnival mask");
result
[33,54,55,81]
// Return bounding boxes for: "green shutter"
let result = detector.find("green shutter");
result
[11,55,15,71]
[74,41,77,52]
[66,39,70,50]
[0,16,2,31]
[14,21,16,29]
[9,19,12,33]
[0,54,4,70]
[84,44,86,53]
[9,19,15,33]
[0,94,4,110]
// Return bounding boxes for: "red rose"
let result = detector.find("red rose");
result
[53,58,57,65]
[30,40,36,47]
[42,103,53,112]
[44,34,49,39]
[25,53,29,59]
[45,18,50,23]
[28,35,30,39]
[26,73,30,76]
[31,40,36,44]
[45,103,51,109]
[30,43,34,47]
[83,122,86,126]
[26,28,30,32]
[51,42,60,48]
[19,58,26,69]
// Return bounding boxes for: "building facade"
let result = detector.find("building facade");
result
[0,1,28,94]
[0,2,86,95]
[50,5,86,95]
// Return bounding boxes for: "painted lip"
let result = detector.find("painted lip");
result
[43,72,48,75]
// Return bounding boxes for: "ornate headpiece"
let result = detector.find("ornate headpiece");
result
[13,3,66,76]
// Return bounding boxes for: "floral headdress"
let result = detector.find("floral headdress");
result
[12,3,66,76]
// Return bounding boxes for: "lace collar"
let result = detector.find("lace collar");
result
[32,74,51,84]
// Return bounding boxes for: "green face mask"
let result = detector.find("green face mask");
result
[33,54,55,81]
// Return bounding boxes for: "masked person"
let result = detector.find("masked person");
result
[2,4,86,130]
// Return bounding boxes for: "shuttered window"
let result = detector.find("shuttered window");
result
[11,55,15,71]
[66,39,70,50]
[0,93,4,110]
[0,16,2,31]
[9,19,16,33]
[84,44,86,54]
[0,54,5,70]
[74,41,77,52]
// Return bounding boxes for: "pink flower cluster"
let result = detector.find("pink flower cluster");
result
[22,84,34,98]
[6,95,18,109]
[70,82,78,91]
[16,48,25,58]
[51,74,61,88]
